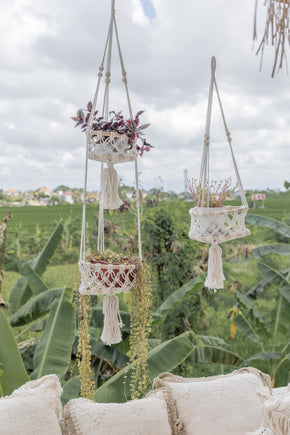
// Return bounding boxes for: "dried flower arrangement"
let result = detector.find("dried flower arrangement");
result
[187,177,238,208]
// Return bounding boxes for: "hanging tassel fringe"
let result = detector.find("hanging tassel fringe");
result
[101,294,124,346]
[205,241,225,291]
[101,163,123,209]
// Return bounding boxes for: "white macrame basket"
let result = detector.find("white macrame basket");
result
[189,205,250,244]
[78,259,137,346]
[189,57,250,292]
[78,260,136,295]
[88,131,136,164]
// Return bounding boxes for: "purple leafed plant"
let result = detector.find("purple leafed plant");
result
[72,102,153,156]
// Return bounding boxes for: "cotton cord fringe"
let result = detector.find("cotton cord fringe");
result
[101,163,123,209]
[101,294,124,346]
[205,241,225,291]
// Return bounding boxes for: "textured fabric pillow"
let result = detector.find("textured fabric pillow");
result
[153,367,272,435]
[272,386,288,397]
[0,375,62,435]
[62,390,171,435]
[246,429,274,435]
[262,393,290,435]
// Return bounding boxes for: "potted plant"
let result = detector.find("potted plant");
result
[78,250,148,347]
[77,249,153,400]
[187,177,249,243]
[187,177,250,291]
[72,102,153,164]
[79,250,138,296]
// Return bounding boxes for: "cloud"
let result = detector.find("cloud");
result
[0,0,289,194]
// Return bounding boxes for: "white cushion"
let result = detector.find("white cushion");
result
[153,368,272,435]
[0,375,62,435]
[272,386,288,397]
[62,390,171,435]
[262,392,290,435]
[246,429,274,435]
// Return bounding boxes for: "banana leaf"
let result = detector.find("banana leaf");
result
[232,314,262,345]
[190,346,242,365]
[155,275,204,319]
[234,290,270,337]
[244,352,281,364]
[29,221,64,275]
[252,244,290,259]
[9,277,32,315]
[0,310,29,396]
[61,376,81,406]
[94,331,194,403]
[10,288,64,327]
[31,286,75,379]
[18,262,47,295]
[270,294,290,345]
[9,222,63,314]
[246,215,290,238]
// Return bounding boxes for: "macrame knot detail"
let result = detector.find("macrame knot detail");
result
[101,294,123,346]
[205,241,225,291]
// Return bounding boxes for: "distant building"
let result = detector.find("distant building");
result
[37,187,52,197]
[5,188,20,199]
[62,190,74,204]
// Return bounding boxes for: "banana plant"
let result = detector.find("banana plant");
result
[0,310,29,396]
[0,286,75,396]
[231,214,290,386]
[9,221,64,314]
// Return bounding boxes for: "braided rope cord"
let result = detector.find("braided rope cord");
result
[199,56,247,208]
[80,0,142,263]
[191,57,250,245]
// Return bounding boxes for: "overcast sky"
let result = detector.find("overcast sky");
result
[1,0,290,193]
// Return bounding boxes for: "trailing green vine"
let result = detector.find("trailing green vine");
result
[128,261,153,399]
[77,294,95,399]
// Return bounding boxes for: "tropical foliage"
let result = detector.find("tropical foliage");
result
[229,214,290,386]
[1,192,290,402]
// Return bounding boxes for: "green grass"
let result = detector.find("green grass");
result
[1,264,78,308]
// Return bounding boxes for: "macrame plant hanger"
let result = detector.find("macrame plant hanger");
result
[253,0,290,77]
[189,57,250,291]
[78,0,142,345]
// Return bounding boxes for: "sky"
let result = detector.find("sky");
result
[0,0,290,193]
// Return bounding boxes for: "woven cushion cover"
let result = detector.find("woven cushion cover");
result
[0,375,62,435]
[62,390,171,435]
[262,391,290,435]
[153,368,272,435]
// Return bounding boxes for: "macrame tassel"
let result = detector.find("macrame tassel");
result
[205,241,225,291]
[101,163,123,209]
[101,294,124,346]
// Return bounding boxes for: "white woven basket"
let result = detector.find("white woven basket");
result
[78,260,136,295]
[88,130,137,164]
[189,205,250,244]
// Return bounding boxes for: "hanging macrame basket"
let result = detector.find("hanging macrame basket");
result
[88,131,137,164]
[189,57,250,291]
[88,131,137,209]
[189,205,250,244]
[79,260,136,295]
[78,0,143,345]
[78,259,136,345]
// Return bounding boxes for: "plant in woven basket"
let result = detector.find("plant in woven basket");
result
[72,102,153,157]
[128,261,153,400]
[79,250,140,346]
[187,177,238,207]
